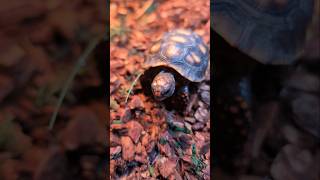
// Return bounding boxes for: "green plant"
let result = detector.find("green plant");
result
[49,34,106,130]
[148,163,155,177]
[124,71,143,104]
[191,144,206,176]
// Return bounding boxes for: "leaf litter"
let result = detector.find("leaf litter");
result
[110,0,210,179]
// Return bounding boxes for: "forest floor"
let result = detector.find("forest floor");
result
[110,0,210,179]
[0,0,317,180]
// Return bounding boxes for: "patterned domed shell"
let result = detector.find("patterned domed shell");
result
[144,29,209,82]
[212,0,315,64]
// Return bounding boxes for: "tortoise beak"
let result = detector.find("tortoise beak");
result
[153,91,161,97]
[153,90,164,101]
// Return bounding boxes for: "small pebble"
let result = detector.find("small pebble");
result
[185,117,196,124]
[172,121,185,129]
[184,122,192,132]
[198,100,205,108]
[199,84,210,91]
[192,122,204,131]
[200,91,210,105]
[194,107,209,122]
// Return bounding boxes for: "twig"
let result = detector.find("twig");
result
[125,72,143,104]
[48,34,104,130]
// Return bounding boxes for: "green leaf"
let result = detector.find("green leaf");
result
[191,144,206,174]
[112,120,123,124]
[125,72,143,104]
[145,1,157,14]
[110,97,119,110]
[148,164,155,177]
[159,137,167,145]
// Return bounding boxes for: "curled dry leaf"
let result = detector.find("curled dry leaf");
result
[141,133,150,147]
[159,142,173,157]
[157,157,177,178]
[110,133,121,147]
[150,125,160,141]
[110,146,121,158]
[135,142,143,154]
[135,155,148,164]
[120,107,132,122]
[129,95,145,110]
[125,120,144,144]
[120,136,135,161]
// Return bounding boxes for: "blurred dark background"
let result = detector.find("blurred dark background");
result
[212,20,320,180]
[0,0,108,179]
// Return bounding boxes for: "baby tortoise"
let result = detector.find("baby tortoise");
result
[140,29,209,112]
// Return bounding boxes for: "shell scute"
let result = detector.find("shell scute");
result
[144,29,209,82]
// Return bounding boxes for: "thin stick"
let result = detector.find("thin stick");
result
[125,72,143,104]
[48,35,103,130]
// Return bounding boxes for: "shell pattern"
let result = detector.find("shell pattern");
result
[144,29,209,82]
[212,0,315,64]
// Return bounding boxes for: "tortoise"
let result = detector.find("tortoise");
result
[140,29,209,111]
[212,0,317,65]
[211,0,319,169]
[211,0,318,112]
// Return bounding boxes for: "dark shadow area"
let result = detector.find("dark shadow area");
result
[0,1,108,179]
[212,21,320,180]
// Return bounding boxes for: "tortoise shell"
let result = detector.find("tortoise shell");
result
[212,0,315,64]
[143,29,209,82]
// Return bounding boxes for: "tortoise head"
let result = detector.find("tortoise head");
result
[151,71,175,101]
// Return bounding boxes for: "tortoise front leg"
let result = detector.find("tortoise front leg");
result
[176,85,190,114]
[165,85,191,114]
[178,85,190,101]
